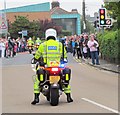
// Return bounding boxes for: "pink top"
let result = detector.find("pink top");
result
[87,40,99,52]
[14,45,17,52]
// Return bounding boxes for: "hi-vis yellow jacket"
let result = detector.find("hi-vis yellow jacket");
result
[35,39,67,67]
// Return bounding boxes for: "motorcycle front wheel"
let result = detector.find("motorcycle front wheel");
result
[29,49,32,54]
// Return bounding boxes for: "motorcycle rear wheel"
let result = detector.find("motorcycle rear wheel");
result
[50,87,59,106]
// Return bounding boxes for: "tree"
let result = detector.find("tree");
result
[9,16,39,38]
[104,2,120,29]
[38,19,62,37]
[8,16,62,39]
[9,16,30,38]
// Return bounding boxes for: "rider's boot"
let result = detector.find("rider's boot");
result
[66,93,73,103]
[31,93,40,105]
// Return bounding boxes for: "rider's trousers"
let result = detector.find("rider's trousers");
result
[33,68,72,94]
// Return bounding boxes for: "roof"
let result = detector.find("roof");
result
[51,7,69,15]
[51,7,79,15]
[2,2,50,13]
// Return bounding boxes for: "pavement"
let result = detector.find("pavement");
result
[73,55,119,74]
[1,53,118,113]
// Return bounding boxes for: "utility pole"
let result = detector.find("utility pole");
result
[82,0,86,33]
[4,0,8,37]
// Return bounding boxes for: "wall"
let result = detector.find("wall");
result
[6,12,51,22]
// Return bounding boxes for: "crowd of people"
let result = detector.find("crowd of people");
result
[0,33,100,65]
[64,33,100,65]
[0,37,27,58]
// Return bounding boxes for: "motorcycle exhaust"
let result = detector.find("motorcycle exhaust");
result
[43,85,49,90]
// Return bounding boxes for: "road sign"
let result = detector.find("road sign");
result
[0,12,8,34]
[0,22,7,29]
[22,30,27,36]
[105,19,112,26]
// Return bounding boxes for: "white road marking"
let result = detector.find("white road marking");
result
[82,98,119,113]
[32,68,36,72]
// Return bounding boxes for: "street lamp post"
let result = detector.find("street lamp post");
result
[4,0,8,38]
[82,0,86,33]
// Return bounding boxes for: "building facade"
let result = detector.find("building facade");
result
[1,1,81,35]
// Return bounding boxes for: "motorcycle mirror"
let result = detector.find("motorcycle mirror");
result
[31,58,35,64]
[64,59,68,63]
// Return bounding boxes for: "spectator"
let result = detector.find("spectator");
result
[72,39,76,57]
[83,34,91,58]
[8,37,14,57]
[65,37,68,53]
[75,39,82,59]
[83,43,88,59]
[13,42,17,56]
[4,38,8,58]
[21,41,25,52]
[79,35,84,57]
[0,38,2,58]
[87,34,100,65]
[1,38,5,58]
[94,37,100,56]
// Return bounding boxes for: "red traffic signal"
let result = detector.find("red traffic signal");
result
[100,9,104,14]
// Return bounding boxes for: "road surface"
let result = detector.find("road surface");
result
[1,53,118,113]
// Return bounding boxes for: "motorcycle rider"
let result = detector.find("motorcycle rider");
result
[35,37,41,45]
[27,37,34,46]
[31,28,73,105]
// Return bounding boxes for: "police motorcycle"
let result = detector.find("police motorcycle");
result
[31,40,68,106]
[34,43,40,50]
[27,43,34,54]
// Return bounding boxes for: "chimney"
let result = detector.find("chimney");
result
[71,9,78,13]
[51,1,60,9]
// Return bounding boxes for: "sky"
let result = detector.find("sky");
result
[0,0,104,17]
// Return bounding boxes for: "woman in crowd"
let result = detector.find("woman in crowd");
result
[87,34,100,65]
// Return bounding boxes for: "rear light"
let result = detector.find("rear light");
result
[51,68,58,72]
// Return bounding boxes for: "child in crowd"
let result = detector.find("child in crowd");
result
[83,43,88,59]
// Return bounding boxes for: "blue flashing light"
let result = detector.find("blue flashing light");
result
[60,64,65,68]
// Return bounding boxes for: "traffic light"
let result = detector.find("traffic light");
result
[99,8,112,26]
[96,16,99,28]
[94,17,99,28]
[99,8,106,26]
[93,21,97,28]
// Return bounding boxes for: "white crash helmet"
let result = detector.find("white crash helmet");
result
[37,37,40,40]
[29,37,32,40]
[45,28,57,40]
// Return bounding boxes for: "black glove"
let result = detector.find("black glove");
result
[31,57,37,64]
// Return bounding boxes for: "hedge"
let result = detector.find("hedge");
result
[97,30,120,64]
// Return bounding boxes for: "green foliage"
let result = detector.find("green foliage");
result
[9,16,30,38]
[8,16,62,39]
[97,30,119,64]
[104,2,120,29]
[104,2,120,19]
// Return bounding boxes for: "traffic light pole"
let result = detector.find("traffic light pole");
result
[101,26,104,35]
